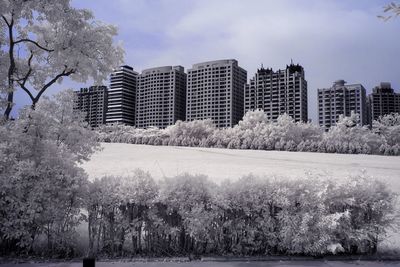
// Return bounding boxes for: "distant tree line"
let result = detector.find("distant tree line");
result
[97,110,400,156]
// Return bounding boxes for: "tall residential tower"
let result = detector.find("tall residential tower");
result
[106,65,138,126]
[136,66,187,129]
[318,80,367,130]
[186,59,247,128]
[244,63,308,122]
[74,85,107,128]
[368,82,400,123]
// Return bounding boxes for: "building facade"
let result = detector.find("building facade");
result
[106,65,138,126]
[244,63,308,122]
[318,80,367,130]
[368,82,400,123]
[74,86,107,128]
[136,66,187,129]
[186,59,247,128]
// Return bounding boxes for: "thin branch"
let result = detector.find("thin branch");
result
[32,67,76,106]
[17,81,35,102]
[15,51,34,102]
[1,15,11,27]
[19,51,34,86]
[14,38,54,52]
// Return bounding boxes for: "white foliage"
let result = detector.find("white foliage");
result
[327,243,345,254]
[0,90,99,254]
[96,110,400,156]
[373,113,400,147]
[238,109,270,129]
[0,0,124,116]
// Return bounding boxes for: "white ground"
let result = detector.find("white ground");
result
[82,143,400,187]
[80,143,400,250]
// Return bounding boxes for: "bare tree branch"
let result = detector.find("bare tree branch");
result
[17,81,35,102]
[14,51,35,103]
[1,15,11,27]
[32,67,76,108]
[14,38,54,52]
[18,51,34,87]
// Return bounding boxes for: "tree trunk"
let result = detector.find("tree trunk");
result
[180,226,186,252]
[88,210,94,257]
[47,223,51,253]
[132,234,137,254]
[4,15,16,120]
[137,225,142,253]
[4,91,14,120]
[118,229,125,256]
[96,213,103,255]
[109,210,115,257]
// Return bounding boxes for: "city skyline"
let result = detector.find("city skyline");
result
[12,0,400,124]
[74,61,396,130]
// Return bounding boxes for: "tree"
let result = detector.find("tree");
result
[165,119,216,144]
[95,110,395,156]
[118,170,159,255]
[372,113,400,146]
[0,0,124,119]
[325,112,382,154]
[378,2,400,21]
[238,109,270,130]
[0,90,98,255]
[159,174,219,255]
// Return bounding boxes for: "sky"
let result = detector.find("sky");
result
[12,0,400,122]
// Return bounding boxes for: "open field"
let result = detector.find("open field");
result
[80,143,400,250]
[82,143,400,186]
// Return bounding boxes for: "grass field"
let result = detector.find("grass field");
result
[82,143,400,186]
[80,143,400,250]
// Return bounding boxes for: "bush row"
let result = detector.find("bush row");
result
[84,171,397,257]
[97,111,400,156]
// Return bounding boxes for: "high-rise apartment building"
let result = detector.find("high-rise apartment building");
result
[186,59,247,128]
[318,80,367,130]
[74,86,107,128]
[368,82,400,123]
[136,66,187,129]
[244,63,308,122]
[106,65,138,126]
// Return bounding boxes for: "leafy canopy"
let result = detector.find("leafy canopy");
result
[0,0,124,118]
